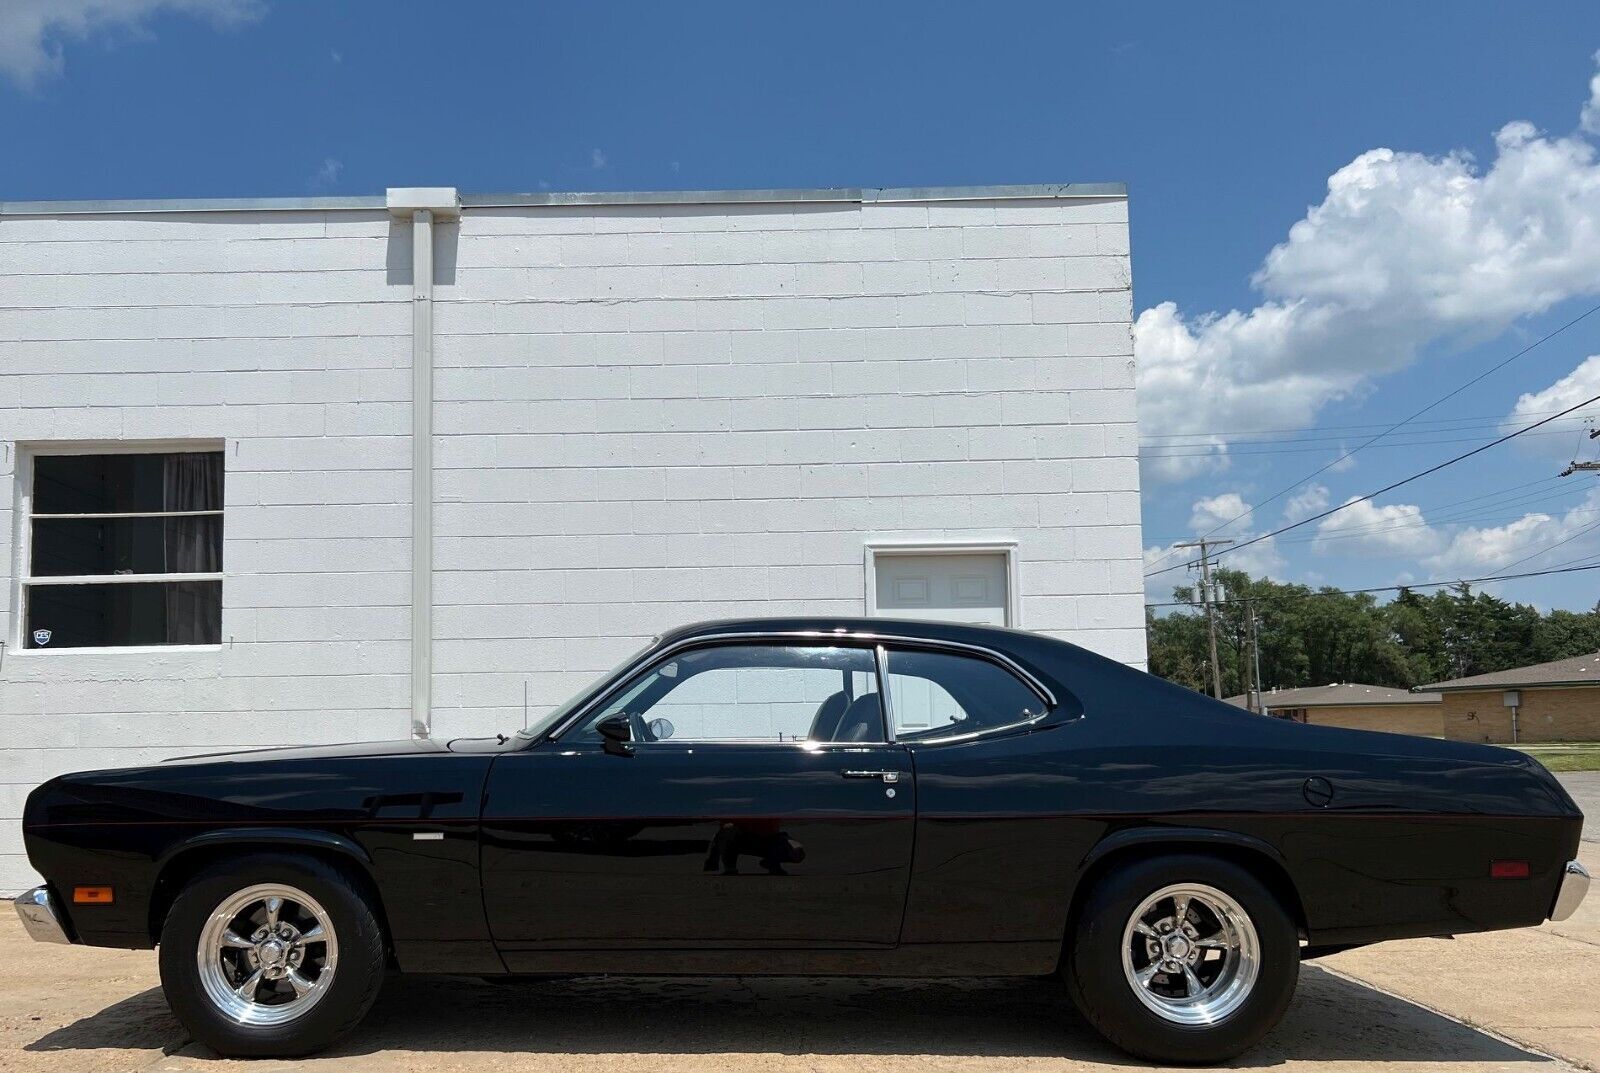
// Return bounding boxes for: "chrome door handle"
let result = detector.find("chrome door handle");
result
[841,770,900,783]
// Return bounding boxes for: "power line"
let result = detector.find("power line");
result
[1280,503,1600,549]
[1148,298,1600,569]
[1143,471,1558,581]
[1146,389,1600,579]
[1495,516,1600,573]
[1140,414,1592,448]
[1146,476,1577,557]
[1137,405,1592,443]
[1274,486,1592,546]
[1144,560,1600,609]
[1140,424,1585,459]
[1540,547,1600,572]
[1340,474,1566,518]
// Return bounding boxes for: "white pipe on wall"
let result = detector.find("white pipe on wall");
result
[410,207,434,740]
[387,188,459,740]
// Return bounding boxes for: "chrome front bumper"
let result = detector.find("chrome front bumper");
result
[13,885,71,944]
[1551,860,1591,922]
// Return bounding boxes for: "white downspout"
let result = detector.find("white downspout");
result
[387,188,459,740]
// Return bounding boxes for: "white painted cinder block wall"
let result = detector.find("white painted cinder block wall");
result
[0,188,1144,892]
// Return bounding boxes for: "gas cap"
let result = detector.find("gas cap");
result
[1303,776,1334,808]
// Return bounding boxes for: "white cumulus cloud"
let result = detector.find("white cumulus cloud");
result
[1313,497,1442,557]
[1509,353,1600,429]
[1425,513,1558,575]
[1188,492,1252,536]
[1584,49,1600,135]
[0,0,263,89]
[1284,483,1330,522]
[1138,59,1600,483]
[1424,486,1600,576]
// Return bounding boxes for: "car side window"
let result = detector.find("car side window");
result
[569,644,884,744]
[884,648,1045,740]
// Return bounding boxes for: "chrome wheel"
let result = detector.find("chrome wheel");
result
[196,883,338,1026]
[1120,882,1259,1026]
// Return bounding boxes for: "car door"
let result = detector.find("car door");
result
[480,641,915,970]
[878,643,1086,961]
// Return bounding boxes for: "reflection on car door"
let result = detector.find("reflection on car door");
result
[479,643,916,969]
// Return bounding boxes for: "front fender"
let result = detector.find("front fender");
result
[147,827,382,945]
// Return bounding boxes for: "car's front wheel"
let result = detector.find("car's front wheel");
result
[1065,853,1299,1064]
[157,852,385,1057]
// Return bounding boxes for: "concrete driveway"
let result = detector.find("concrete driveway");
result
[2,802,1593,1072]
[0,959,1577,1073]
[1557,772,1599,841]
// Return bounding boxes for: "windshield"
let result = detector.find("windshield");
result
[514,642,655,740]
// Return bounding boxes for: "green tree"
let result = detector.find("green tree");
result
[1146,571,1595,694]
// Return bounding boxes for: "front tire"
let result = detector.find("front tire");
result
[158,853,386,1057]
[1065,854,1298,1064]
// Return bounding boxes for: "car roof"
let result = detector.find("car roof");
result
[655,616,1034,648]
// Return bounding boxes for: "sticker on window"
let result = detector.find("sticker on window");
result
[32,629,51,646]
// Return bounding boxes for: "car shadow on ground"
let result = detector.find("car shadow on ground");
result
[26,965,1551,1067]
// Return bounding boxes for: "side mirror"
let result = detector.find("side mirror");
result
[597,713,634,756]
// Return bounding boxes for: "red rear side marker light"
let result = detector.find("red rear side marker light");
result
[1490,860,1530,879]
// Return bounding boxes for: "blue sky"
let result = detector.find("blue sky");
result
[7,2,1600,610]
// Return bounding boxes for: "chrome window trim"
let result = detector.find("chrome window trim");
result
[873,644,897,744]
[587,739,894,753]
[542,628,1055,745]
[877,642,1059,747]
[890,712,1049,747]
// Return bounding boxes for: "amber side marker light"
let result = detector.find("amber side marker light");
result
[72,886,114,904]
[1490,860,1531,879]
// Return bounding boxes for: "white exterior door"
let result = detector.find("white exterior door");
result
[871,551,1009,626]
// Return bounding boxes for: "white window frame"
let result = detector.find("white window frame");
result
[862,540,1020,628]
[11,440,226,654]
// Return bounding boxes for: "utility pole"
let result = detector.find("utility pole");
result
[1245,601,1265,713]
[1559,428,1600,476]
[1175,538,1233,699]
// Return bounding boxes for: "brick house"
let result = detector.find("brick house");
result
[0,182,1143,891]
[1422,653,1600,743]
[1224,683,1443,736]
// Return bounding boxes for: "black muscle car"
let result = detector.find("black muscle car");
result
[15,617,1590,1062]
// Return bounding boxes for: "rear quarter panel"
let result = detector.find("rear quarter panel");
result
[906,637,1582,955]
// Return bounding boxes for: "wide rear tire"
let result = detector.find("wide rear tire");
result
[1065,853,1299,1064]
[157,852,386,1057]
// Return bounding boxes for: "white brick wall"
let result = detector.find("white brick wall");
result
[0,190,1143,891]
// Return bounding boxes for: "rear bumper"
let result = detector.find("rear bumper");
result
[1551,860,1591,922]
[13,886,72,945]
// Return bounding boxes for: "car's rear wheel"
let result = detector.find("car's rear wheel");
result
[1065,853,1298,1064]
[158,853,385,1057]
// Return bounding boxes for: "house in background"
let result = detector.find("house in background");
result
[0,182,1143,892]
[1422,653,1600,743]
[1224,683,1444,736]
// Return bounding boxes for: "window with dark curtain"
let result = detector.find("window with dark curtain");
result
[26,450,224,649]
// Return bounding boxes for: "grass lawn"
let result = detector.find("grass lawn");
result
[1511,743,1600,771]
